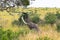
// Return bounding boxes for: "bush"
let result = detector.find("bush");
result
[0,28,20,40]
[31,15,40,24]
[56,11,60,19]
[45,13,57,25]
[29,12,40,24]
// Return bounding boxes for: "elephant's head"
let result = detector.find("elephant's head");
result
[21,12,28,19]
[21,12,29,24]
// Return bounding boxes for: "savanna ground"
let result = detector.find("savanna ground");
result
[0,7,60,40]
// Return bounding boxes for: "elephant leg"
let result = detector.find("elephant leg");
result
[27,23,39,31]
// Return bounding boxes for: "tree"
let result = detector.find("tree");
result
[21,0,29,6]
[0,0,29,9]
[13,0,29,8]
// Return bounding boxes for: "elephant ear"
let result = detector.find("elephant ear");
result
[21,16,27,24]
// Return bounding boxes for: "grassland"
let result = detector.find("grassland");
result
[0,7,60,40]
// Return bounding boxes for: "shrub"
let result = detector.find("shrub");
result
[0,28,3,40]
[31,15,40,24]
[0,29,20,40]
[45,13,57,26]
[56,11,60,19]
[29,12,40,24]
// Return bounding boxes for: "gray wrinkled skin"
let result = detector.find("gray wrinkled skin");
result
[21,12,39,32]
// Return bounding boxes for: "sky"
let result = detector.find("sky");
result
[27,0,60,8]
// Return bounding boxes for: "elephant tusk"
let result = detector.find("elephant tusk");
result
[21,16,27,24]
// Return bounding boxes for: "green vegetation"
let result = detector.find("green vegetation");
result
[0,28,19,40]
[21,0,29,6]
[30,13,40,24]
[55,11,60,32]
[0,8,60,40]
[45,13,57,26]
[31,15,40,24]
[56,11,60,19]
[37,36,53,40]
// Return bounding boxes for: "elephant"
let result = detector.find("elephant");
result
[21,12,39,31]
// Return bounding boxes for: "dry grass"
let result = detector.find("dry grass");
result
[0,8,60,40]
[19,25,60,40]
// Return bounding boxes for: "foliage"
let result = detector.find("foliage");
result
[55,11,60,32]
[0,8,60,40]
[56,11,60,19]
[29,11,40,24]
[45,13,57,25]
[31,14,40,24]
[0,28,20,40]
[21,0,29,6]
